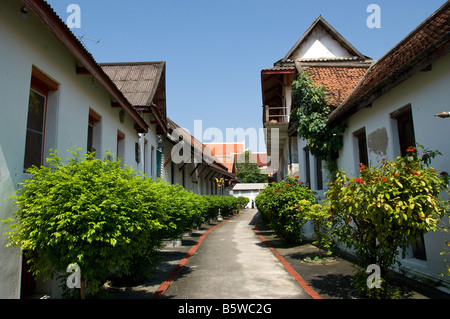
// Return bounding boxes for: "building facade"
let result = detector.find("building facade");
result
[0,0,159,298]
[261,4,450,291]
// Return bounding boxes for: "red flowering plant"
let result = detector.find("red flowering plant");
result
[255,176,317,243]
[326,145,448,298]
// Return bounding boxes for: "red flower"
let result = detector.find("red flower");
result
[406,146,416,153]
[354,178,366,184]
[394,173,399,177]
[348,217,352,223]
[381,176,387,182]
[441,171,449,176]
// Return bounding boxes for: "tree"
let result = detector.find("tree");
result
[235,151,268,183]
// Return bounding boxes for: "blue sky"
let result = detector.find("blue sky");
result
[47,0,447,152]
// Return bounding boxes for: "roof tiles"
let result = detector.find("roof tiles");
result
[328,2,450,124]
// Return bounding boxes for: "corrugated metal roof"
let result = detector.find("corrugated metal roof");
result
[101,62,164,107]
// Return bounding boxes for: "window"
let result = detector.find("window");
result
[392,105,426,260]
[303,147,311,186]
[24,89,46,170]
[353,128,368,167]
[171,161,175,184]
[156,149,162,178]
[181,166,186,188]
[151,145,155,178]
[315,157,323,191]
[117,130,125,159]
[24,67,58,171]
[87,108,101,154]
[392,105,416,156]
[289,136,299,164]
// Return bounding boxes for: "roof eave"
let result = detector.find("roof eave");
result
[328,37,450,126]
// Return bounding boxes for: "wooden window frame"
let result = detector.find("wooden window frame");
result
[315,157,323,191]
[303,147,311,187]
[24,67,59,171]
[87,108,101,154]
[353,128,369,168]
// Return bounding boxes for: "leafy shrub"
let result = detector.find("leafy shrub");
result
[237,197,250,210]
[326,145,448,298]
[256,176,317,243]
[3,150,165,297]
[302,201,333,257]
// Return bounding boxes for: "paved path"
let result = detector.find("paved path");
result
[161,209,312,299]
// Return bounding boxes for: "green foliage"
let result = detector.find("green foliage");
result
[3,150,164,296]
[326,145,448,298]
[236,197,250,210]
[255,176,317,243]
[1,148,245,298]
[203,195,245,219]
[235,151,268,183]
[291,72,346,176]
[302,201,333,257]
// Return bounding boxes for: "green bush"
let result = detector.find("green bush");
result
[326,145,448,298]
[153,181,207,239]
[256,176,317,243]
[3,150,165,297]
[202,195,243,219]
[237,197,250,210]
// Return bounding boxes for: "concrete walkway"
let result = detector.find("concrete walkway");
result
[160,209,312,299]
[102,208,449,300]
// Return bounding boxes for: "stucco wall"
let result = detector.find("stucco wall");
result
[335,53,450,286]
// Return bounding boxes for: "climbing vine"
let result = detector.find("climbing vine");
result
[291,72,346,177]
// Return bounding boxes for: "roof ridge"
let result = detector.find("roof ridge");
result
[282,15,368,62]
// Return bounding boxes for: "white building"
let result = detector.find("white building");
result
[327,3,450,290]
[230,183,268,208]
[262,3,450,291]
[163,118,237,195]
[0,0,161,298]
[261,15,372,190]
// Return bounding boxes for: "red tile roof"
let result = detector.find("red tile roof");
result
[328,1,450,125]
[304,65,370,106]
[204,143,245,156]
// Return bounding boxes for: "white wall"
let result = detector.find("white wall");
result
[335,53,450,286]
[289,24,354,60]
